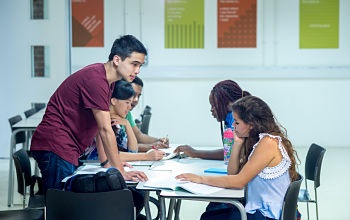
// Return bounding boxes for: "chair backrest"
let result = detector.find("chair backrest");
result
[0,208,45,220]
[140,105,151,120]
[281,173,304,220]
[305,143,326,188]
[46,189,135,220]
[24,108,38,118]
[140,113,152,134]
[33,102,46,111]
[8,115,26,144]
[13,148,32,195]
[143,105,151,114]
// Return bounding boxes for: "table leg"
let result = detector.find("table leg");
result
[158,196,167,220]
[174,199,181,220]
[166,198,176,220]
[7,130,18,207]
[144,191,152,220]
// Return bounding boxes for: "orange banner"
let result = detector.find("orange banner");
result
[72,0,104,47]
[217,0,256,48]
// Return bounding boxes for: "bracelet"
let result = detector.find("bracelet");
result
[100,159,109,167]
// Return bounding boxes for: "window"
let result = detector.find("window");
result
[31,46,49,78]
[31,0,48,20]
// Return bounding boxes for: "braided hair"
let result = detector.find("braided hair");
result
[210,80,251,139]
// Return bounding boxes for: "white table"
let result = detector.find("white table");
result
[8,115,42,206]
[136,158,246,220]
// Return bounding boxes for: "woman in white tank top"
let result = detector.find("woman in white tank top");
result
[176,96,299,220]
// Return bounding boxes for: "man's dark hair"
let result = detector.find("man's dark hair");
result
[108,35,148,61]
[132,76,144,87]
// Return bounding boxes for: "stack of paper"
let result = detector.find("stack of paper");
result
[143,177,223,195]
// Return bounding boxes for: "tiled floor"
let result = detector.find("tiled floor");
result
[1,146,349,219]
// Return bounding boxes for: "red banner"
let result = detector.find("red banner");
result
[218,0,256,48]
[72,0,104,47]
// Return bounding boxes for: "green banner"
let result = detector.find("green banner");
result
[300,0,339,48]
[165,0,204,48]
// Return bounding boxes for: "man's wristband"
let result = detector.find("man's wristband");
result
[100,159,109,167]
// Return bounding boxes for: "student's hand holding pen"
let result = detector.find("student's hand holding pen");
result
[153,136,169,149]
[146,146,165,160]
[160,135,169,145]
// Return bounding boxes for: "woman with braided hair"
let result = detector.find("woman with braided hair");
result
[174,80,251,162]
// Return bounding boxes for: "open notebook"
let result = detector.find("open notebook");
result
[143,177,223,195]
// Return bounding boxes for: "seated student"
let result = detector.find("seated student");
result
[176,96,299,220]
[174,80,250,163]
[87,79,165,162]
[127,76,169,152]
[92,80,165,220]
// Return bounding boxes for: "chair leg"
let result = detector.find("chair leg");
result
[306,201,310,220]
[315,190,319,220]
[22,176,26,208]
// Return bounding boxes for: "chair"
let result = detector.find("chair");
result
[298,143,326,220]
[46,189,136,220]
[32,102,46,111]
[140,112,152,134]
[24,108,38,118]
[135,118,142,129]
[142,105,152,115]
[0,207,44,220]
[139,105,151,122]
[8,115,26,146]
[13,148,44,208]
[23,108,39,151]
[281,173,303,220]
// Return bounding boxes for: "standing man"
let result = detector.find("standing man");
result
[126,76,169,152]
[30,35,148,193]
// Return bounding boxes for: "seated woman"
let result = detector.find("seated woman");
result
[173,80,251,164]
[176,96,299,220]
[85,79,165,162]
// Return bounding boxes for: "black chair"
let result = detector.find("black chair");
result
[135,118,142,129]
[281,173,303,220]
[140,112,152,134]
[142,105,152,115]
[298,143,326,220]
[24,108,38,118]
[23,108,39,150]
[46,189,136,220]
[0,207,44,220]
[8,115,26,146]
[13,148,44,208]
[135,105,152,133]
[139,105,151,122]
[32,103,46,111]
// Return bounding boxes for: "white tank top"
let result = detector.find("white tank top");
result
[245,133,292,219]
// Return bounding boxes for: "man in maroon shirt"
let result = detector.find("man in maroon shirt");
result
[30,35,148,193]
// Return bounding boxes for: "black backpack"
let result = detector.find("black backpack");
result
[64,167,127,193]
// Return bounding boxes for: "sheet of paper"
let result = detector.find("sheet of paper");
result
[143,176,223,195]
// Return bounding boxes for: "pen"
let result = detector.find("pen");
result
[151,145,159,151]
[162,134,168,144]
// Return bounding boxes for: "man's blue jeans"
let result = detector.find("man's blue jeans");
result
[32,151,77,194]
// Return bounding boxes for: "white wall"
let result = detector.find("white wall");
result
[1,0,349,157]
[140,76,350,149]
[0,0,70,157]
